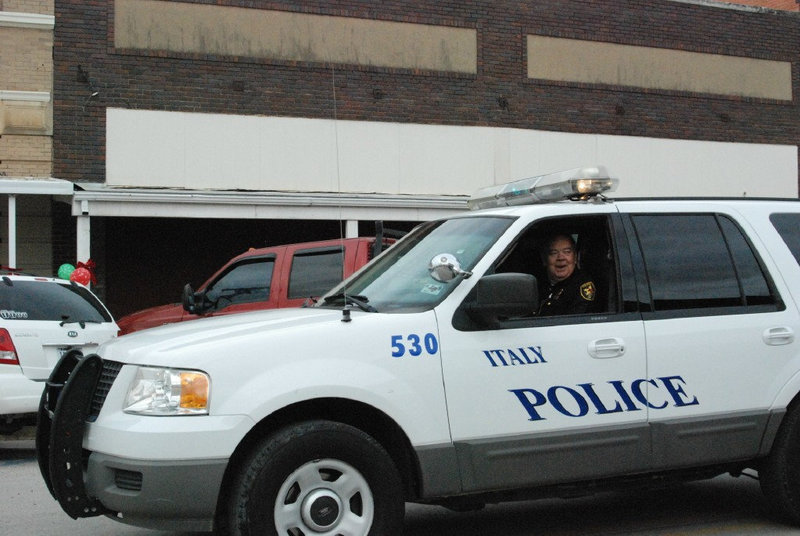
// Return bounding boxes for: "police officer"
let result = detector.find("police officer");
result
[537,233,598,316]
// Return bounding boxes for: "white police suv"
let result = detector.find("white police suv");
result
[38,167,800,535]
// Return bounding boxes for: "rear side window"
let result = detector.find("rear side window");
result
[0,280,111,322]
[771,213,800,267]
[718,217,773,305]
[288,247,344,299]
[204,258,274,311]
[632,214,776,312]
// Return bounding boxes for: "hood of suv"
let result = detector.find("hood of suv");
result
[98,307,343,368]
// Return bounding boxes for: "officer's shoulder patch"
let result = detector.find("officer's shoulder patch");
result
[580,281,596,301]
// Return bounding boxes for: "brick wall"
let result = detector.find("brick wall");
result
[53,0,799,186]
[0,28,52,91]
[0,135,51,176]
[1,2,53,178]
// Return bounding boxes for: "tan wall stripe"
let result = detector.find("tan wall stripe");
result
[527,35,792,101]
[115,0,477,74]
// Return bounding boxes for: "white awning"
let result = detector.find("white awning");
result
[0,177,73,195]
[71,183,469,221]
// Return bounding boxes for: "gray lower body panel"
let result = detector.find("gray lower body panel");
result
[420,410,779,498]
[455,423,651,492]
[85,452,228,532]
[650,411,774,470]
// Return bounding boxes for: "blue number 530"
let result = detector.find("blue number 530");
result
[391,333,439,358]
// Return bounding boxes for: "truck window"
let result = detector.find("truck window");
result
[770,213,800,267]
[632,214,776,312]
[288,247,345,299]
[494,215,619,316]
[204,258,274,311]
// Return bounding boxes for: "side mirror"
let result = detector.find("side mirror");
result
[182,283,205,314]
[464,273,538,327]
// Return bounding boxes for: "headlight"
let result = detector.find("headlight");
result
[124,366,210,415]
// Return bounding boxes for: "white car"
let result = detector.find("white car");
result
[0,273,118,433]
[38,167,800,536]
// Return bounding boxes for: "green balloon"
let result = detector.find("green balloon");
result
[58,263,75,280]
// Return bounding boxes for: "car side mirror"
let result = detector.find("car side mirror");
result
[464,273,538,327]
[182,283,206,314]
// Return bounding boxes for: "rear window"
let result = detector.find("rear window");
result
[288,247,345,299]
[632,214,777,312]
[0,279,112,322]
[770,213,800,267]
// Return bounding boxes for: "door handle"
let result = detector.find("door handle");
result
[763,326,795,346]
[588,338,626,359]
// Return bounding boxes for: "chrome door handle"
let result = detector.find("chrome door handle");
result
[763,326,795,346]
[588,338,625,359]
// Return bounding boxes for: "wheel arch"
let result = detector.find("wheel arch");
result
[215,397,421,523]
[760,390,800,459]
[760,369,800,458]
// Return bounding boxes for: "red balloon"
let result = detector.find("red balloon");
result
[70,267,91,285]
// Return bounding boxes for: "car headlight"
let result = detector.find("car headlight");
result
[124,366,210,415]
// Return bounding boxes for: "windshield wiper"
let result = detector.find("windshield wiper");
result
[322,293,377,313]
[59,317,102,328]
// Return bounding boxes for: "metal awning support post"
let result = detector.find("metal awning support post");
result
[76,213,91,275]
[7,194,16,269]
[345,220,358,238]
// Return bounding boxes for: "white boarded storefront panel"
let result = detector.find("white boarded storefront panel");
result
[107,108,797,202]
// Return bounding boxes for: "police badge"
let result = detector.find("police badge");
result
[580,281,596,301]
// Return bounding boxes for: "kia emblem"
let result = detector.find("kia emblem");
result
[67,331,78,338]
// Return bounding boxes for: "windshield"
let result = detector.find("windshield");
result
[319,216,515,313]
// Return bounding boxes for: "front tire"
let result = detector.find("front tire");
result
[227,420,404,536]
[761,405,800,524]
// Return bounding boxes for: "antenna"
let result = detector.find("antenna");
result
[330,63,343,216]
[329,63,351,323]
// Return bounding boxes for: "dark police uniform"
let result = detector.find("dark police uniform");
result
[537,270,598,316]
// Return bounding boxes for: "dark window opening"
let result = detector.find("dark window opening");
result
[288,248,345,299]
[631,213,777,312]
[771,213,800,267]
[0,280,111,322]
[204,258,274,311]
[492,215,620,317]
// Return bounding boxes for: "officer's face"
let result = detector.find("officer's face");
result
[546,236,577,283]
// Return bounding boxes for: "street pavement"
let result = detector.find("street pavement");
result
[5,427,800,535]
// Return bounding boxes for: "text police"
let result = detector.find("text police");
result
[510,376,698,421]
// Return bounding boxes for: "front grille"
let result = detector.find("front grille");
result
[114,469,143,491]
[88,359,123,421]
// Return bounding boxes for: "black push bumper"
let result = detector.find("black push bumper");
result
[36,350,110,519]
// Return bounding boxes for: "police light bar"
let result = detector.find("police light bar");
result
[468,166,619,210]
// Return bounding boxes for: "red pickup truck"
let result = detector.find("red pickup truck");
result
[117,236,393,335]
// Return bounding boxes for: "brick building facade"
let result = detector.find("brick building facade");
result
[0,1,59,275]
[55,1,798,184]
[2,0,798,317]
